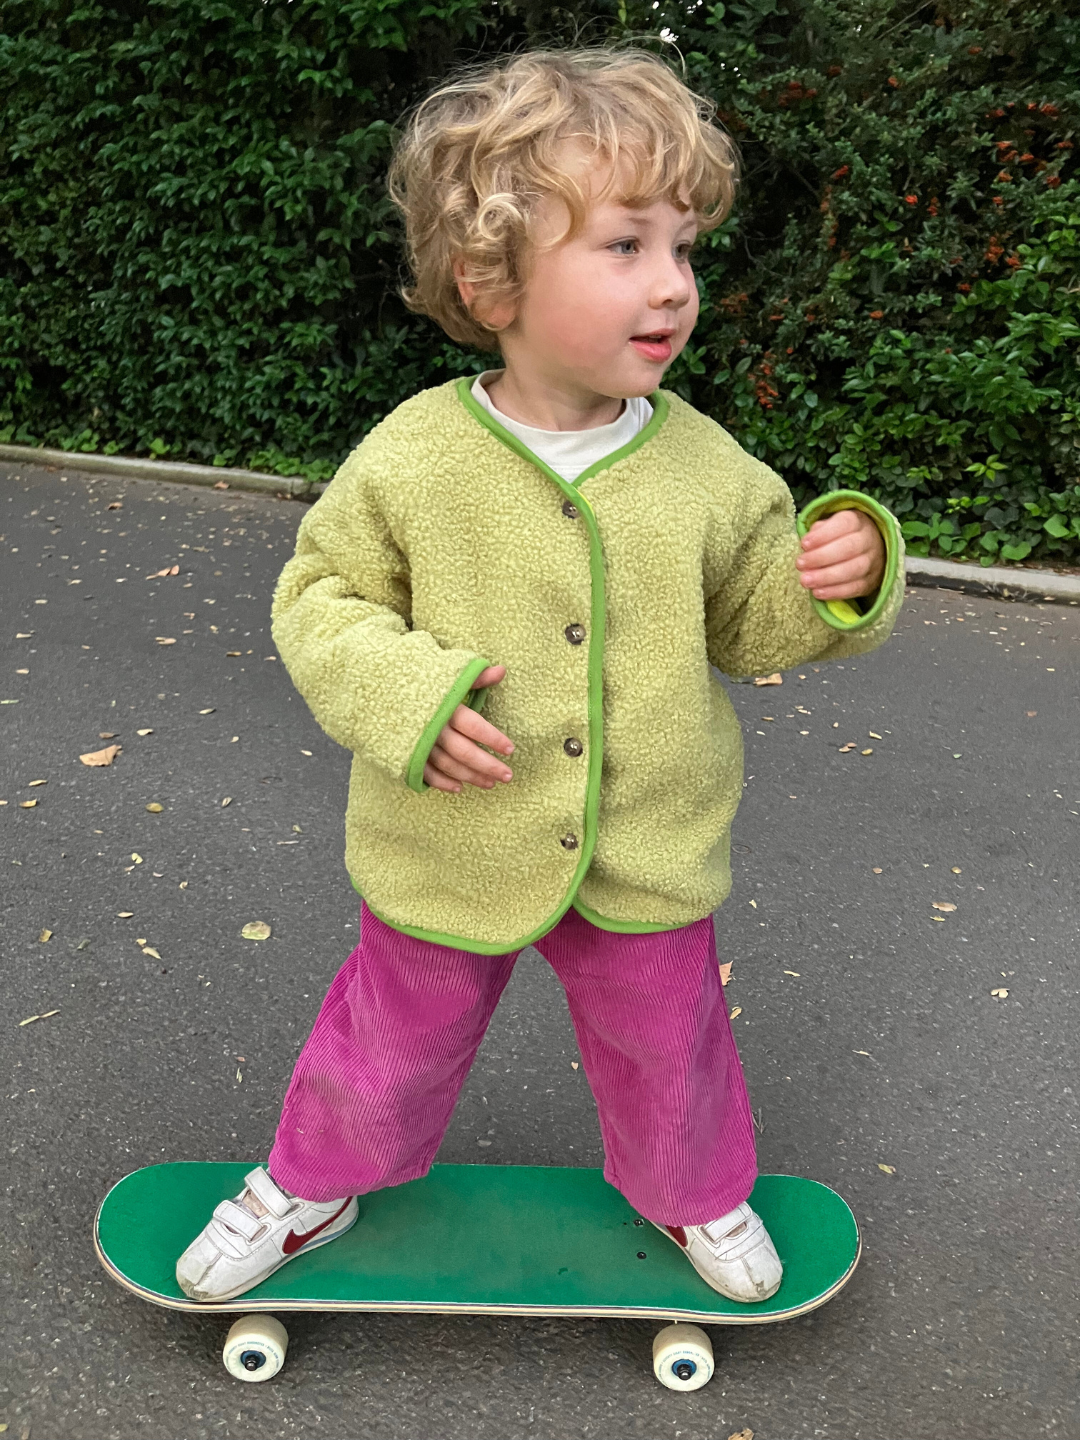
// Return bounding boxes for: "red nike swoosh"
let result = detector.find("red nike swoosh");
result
[282,1197,353,1255]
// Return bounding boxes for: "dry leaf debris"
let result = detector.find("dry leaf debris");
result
[753,672,783,686]
[241,921,272,941]
[80,744,121,766]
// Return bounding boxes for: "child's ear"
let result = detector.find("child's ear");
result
[452,258,516,332]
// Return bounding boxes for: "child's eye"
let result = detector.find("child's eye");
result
[609,238,639,256]
[675,243,695,262]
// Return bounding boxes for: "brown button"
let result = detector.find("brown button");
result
[564,623,586,645]
[562,499,579,519]
[563,737,583,757]
[560,833,579,850]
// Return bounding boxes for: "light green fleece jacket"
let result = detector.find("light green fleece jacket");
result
[271,377,905,954]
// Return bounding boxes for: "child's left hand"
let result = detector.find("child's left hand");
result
[796,509,885,601]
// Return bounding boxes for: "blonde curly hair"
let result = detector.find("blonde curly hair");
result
[387,47,739,351]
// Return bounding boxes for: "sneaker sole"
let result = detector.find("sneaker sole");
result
[181,1204,359,1304]
[648,1219,782,1303]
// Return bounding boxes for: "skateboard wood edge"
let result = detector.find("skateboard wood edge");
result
[93,1225,861,1328]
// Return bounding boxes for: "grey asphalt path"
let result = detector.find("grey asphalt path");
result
[2,459,1077,1440]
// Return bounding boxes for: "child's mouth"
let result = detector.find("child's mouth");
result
[630,332,673,362]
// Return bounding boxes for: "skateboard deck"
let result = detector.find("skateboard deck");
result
[95,1162,859,1323]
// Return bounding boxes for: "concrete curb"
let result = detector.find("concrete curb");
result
[0,442,328,499]
[904,554,1080,604]
[3,441,1079,604]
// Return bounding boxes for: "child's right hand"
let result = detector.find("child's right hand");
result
[422,665,515,793]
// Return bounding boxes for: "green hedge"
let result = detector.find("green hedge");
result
[1,0,1078,564]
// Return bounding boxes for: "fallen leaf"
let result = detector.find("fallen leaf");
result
[727,1429,754,1440]
[861,748,873,755]
[199,708,216,715]
[728,1006,742,1019]
[221,797,232,807]
[142,946,162,960]
[991,988,1009,998]
[107,501,122,510]
[117,911,133,918]
[932,901,957,912]
[137,728,153,736]
[38,929,52,942]
[753,673,783,686]
[877,1164,896,1175]
[99,731,117,739]
[872,867,883,874]
[131,852,143,864]
[19,1009,59,1026]
[571,1061,579,1070]
[145,802,163,813]
[80,744,121,766]
[28,779,47,787]
[718,962,733,987]
[951,867,962,874]
[839,743,856,752]
[784,970,800,977]
[869,731,882,739]
[19,799,38,808]
[155,637,176,645]
[226,650,242,657]
[853,1050,871,1056]
[213,479,229,490]
[300,749,312,756]
[1026,711,1037,717]
[931,916,946,922]
[749,899,757,909]
[242,921,272,941]
[147,565,180,578]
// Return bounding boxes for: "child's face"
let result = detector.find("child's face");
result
[479,159,701,400]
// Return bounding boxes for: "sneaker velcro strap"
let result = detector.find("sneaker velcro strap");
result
[244,1166,294,1218]
[212,1199,265,1241]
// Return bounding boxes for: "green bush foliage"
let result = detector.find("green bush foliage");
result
[1,0,1077,564]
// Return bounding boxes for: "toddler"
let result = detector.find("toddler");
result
[177,48,903,1306]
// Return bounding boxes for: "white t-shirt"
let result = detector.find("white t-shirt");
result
[471,370,653,483]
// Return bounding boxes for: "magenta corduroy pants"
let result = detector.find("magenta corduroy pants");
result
[267,898,757,1226]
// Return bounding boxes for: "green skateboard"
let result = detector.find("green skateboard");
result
[94,1162,860,1391]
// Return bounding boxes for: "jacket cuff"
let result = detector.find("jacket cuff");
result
[405,657,494,793]
[796,489,902,632]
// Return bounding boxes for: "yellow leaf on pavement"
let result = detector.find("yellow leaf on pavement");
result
[137,728,154,736]
[753,673,783,686]
[877,1164,896,1175]
[728,1006,742,1019]
[932,901,957,912]
[131,853,143,864]
[242,922,272,941]
[38,929,52,942]
[155,637,176,645]
[991,988,1009,998]
[80,744,121,766]
[142,946,162,960]
[19,799,38,808]
[146,803,163,812]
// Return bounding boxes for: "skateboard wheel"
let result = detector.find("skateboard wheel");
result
[222,1315,289,1382]
[652,1323,714,1392]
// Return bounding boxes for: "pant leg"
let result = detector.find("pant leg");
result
[268,899,521,1201]
[535,906,757,1226]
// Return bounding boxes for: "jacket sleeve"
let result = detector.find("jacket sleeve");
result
[704,464,906,680]
[270,447,494,793]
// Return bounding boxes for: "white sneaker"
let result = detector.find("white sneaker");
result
[653,1202,783,1302]
[176,1167,357,1302]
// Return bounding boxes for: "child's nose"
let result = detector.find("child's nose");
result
[651,256,692,309]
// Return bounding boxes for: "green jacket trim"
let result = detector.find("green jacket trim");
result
[444,376,670,947]
[405,655,495,793]
[456,376,671,490]
[571,895,697,933]
[356,880,699,949]
[795,488,903,632]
